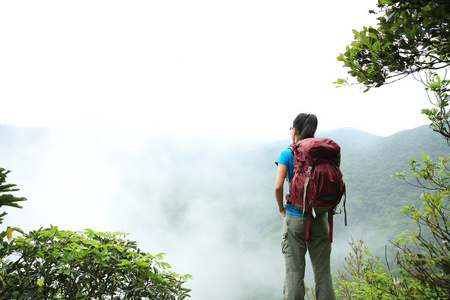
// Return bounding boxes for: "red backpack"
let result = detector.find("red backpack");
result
[286,137,346,243]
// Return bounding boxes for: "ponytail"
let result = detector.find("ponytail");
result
[293,113,318,140]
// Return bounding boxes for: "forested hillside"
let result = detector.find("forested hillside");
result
[0,124,446,299]
[340,125,448,240]
[247,124,448,259]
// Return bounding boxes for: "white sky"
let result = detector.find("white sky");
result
[0,0,430,141]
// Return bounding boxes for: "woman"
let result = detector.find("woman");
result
[274,113,336,300]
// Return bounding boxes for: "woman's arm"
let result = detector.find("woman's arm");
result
[274,163,288,218]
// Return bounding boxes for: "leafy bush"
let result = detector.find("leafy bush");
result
[335,239,443,300]
[392,154,450,299]
[0,226,192,299]
[0,168,26,224]
[0,168,191,299]
[336,240,392,300]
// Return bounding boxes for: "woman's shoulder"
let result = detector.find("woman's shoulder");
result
[280,147,292,156]
[276,147,292,164]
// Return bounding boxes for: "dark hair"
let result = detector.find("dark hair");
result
[293,113,318,140]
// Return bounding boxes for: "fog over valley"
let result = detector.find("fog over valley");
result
[1,124,446,299]
[3,126,285,299]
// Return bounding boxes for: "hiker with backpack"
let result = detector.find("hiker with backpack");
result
[274,113,345,300]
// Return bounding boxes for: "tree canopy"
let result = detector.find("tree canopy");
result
[336,0,450,90]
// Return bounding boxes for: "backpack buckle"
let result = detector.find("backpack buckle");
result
[309,198,316,218]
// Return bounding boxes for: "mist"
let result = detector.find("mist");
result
[2,125,384,299]
[3,126,281,298]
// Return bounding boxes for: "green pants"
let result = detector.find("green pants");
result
[282,214,336,300]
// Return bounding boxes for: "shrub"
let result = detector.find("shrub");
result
[0,226,191,299]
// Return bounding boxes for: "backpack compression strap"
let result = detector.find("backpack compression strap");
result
[302,166,313,215]
[329,212,334,243]
[305,211,312,242]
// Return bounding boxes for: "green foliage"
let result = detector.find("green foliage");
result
[335,239,440,299]
[420,70,450,141]
[335,2,450,298]
[335,0,450,91]
[0,168,26,224]
[336,239,398,299]
[395,153,450,191]
[0,226,192,299]
[393,154,450,299]
[0,160,191,299]
[337,153,450,299]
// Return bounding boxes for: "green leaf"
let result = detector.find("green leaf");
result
[373,40,381,51]
[117,259,132,266]
[37,278,44,287]
[6,227,13,240]
[422,206,433,213]
[422,4,433,12]
[421,153,431,162]
[51,226,58,235]
[368,32,378,40]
